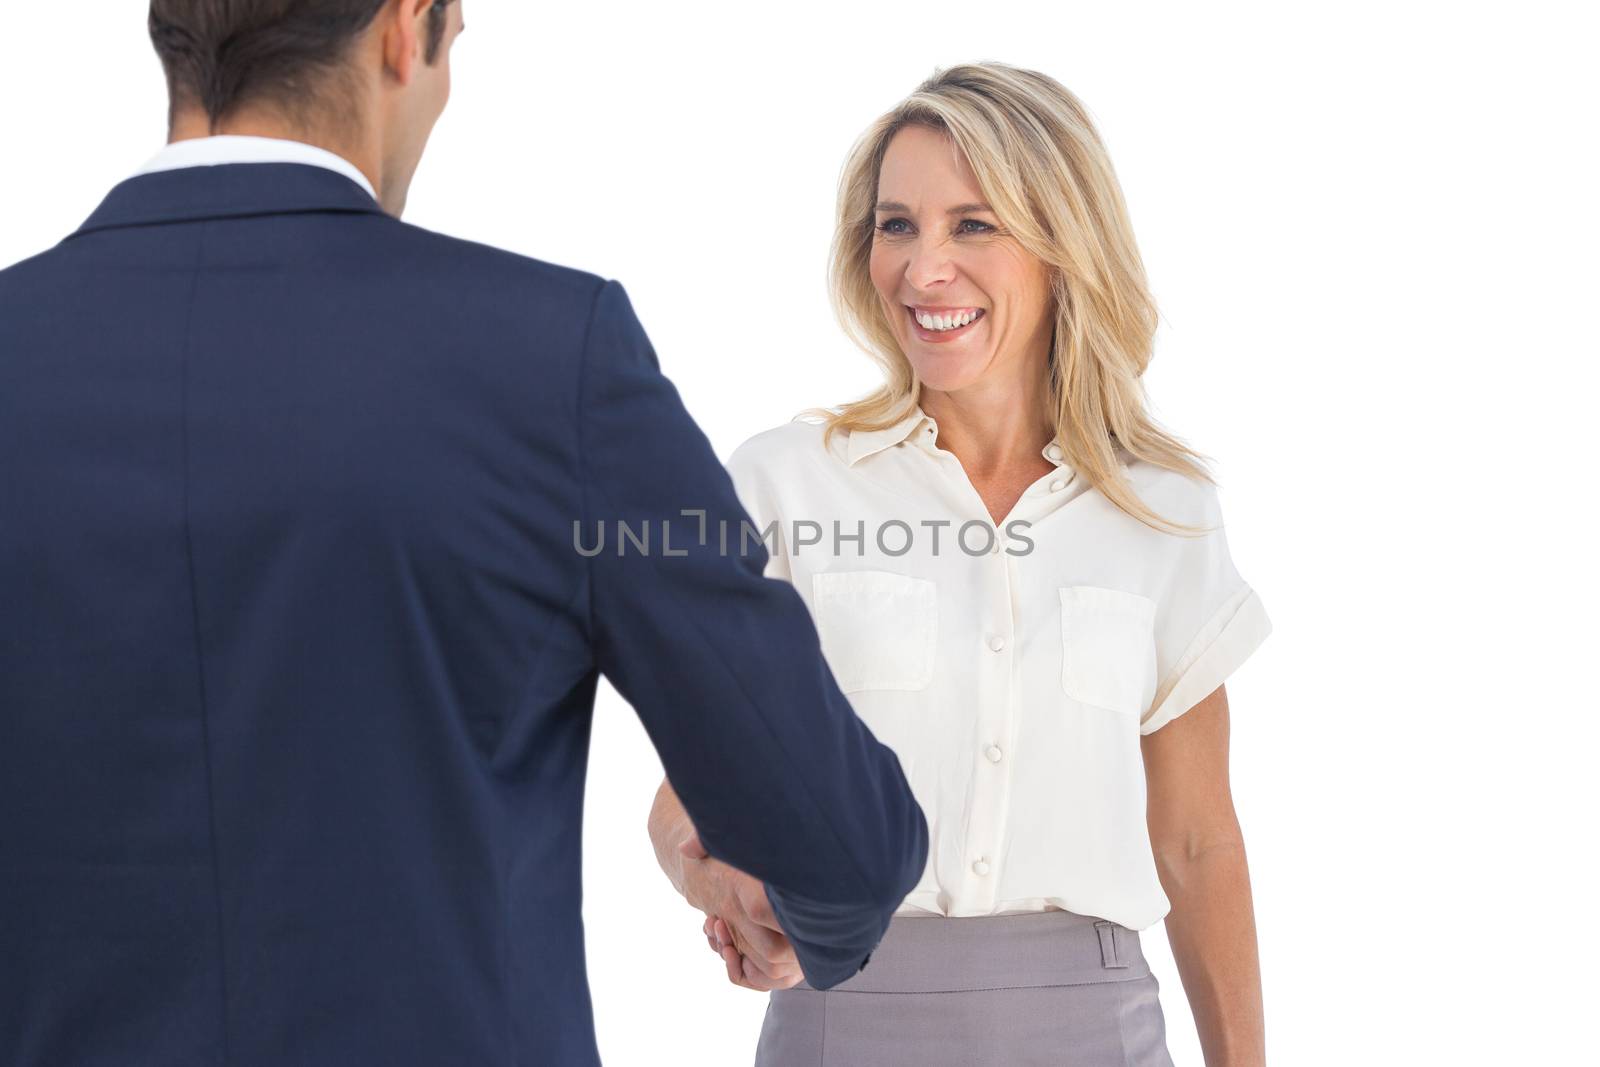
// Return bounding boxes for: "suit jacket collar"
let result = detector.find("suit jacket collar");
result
[71,163,388,238]
[135,135,378,200]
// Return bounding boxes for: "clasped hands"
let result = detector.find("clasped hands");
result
[676,830,803,992]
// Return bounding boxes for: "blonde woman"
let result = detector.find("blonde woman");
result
[648,62,1271,1066]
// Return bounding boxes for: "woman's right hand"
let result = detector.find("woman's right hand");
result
[678,832,804,992]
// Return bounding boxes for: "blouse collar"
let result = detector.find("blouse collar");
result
[843,404,1068,469]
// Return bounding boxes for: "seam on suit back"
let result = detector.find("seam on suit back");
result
[177,218,234,1066]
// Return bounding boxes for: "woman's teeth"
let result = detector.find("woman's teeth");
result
[914,308,982,331]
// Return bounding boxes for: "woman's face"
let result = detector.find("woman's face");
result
[869,125,1055,394]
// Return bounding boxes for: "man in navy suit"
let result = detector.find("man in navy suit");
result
[0,2,927,1064]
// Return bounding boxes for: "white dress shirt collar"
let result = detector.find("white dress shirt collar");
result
[136,135,378,202]
[843,402,1069,469]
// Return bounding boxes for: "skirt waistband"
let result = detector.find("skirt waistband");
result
[800,910,1151,994]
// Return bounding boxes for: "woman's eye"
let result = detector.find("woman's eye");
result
[874,217,994,237]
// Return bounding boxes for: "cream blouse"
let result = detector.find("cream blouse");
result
[725,405,1271,930]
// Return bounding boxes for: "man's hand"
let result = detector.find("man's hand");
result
[677,831,803,992]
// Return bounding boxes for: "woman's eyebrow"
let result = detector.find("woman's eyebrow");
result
[873,200,995,214]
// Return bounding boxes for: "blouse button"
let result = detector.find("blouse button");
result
[987,635,1006,652]
[972,859,991,876]
[1045,443,1064,461]
[985,745,1003,763]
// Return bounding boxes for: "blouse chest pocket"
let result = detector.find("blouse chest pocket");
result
[810,570,938,694]
[1058,586,1158,716]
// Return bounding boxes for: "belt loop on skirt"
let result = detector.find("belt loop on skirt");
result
[1093,920,1128,969]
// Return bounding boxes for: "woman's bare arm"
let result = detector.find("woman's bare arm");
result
[1142,683,1266,1067]
[647,777,696,897]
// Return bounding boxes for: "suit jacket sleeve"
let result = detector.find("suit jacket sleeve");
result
[575,279,928,989]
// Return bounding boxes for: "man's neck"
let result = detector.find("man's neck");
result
[167,109,383,205]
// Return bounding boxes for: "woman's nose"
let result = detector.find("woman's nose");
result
[905,235,957,289]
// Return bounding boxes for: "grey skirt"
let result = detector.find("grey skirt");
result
[755,909,1174,1067]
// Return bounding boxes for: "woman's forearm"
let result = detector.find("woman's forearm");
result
[1156,835,1266,1067]
[647,777,694,898]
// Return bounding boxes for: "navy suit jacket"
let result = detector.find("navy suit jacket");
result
[0,163,928,1066]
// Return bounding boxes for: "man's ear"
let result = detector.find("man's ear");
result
[380,0,435,87]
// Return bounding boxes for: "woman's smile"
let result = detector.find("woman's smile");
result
[906,304,986,344]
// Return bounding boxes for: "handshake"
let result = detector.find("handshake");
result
[651,780,804,992]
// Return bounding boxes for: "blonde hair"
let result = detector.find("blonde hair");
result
[807,61,1215,535]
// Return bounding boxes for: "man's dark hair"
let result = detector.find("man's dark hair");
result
[148,1,450,126]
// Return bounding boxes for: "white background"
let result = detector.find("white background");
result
[4,2,1597,1064]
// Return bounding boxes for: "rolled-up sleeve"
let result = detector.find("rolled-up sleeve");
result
[1141,482,1272,735]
